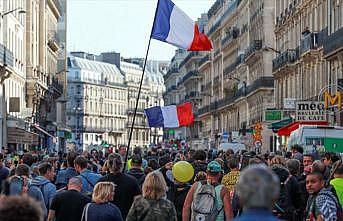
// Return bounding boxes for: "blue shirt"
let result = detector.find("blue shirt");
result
[56,167,78,189]
[86,202,123,221]
[233,209,279,221]
[79,170,102,194]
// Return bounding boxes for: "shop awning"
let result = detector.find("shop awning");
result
[277,121,329,136]
[268,117,293,130]
[33,124,56,138]
[7,127,39,145]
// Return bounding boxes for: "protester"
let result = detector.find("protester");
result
[0,196,43,221]
[127,154,145,187]
[234,164,280,221]
[48,177,91,221]
[191,150,208,176]
[305,172,340,221]
[81,182,123,221]
[126,171,177,221]
[31,162,56,211]
[97,153,141,219]
[0,153,9,193]
[6,164,47,217]
[221,157,240,194]
[183,161,233,221]
[74,156,102,195]
[330,163,343,207]
[55,151,78,189]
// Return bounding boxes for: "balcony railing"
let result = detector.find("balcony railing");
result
[244,40,262,60]
[272,49,298,72]
[199,54,210,67]
[300,28,327,55]
[164,67,179,80]
[324,26,343,57]
[220,0,241,23]
[179,52,201,68]
[207,20,221,36]
[127,108,145,114]
[185,91,200,100]
[246,76,274,94]
[182,70,200,83]
[224,54,244,76]
[221,27,239,48]
[199,77,274,113]
[207,0,224,19]
[0,44,14,67]
[50,77,63,94]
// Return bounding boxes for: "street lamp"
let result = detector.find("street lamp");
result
[0,8,26,18]
[262,46,281,54]
[72,107,82,149]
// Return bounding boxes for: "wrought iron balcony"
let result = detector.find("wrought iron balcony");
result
[207,0,224,19]
[164,67,179,80]
[272,49,298,72]
[48,31,60,52]
[50,77,63,95]
[179,52,201,68]
[199,54,210,67]
[126,108,145,114]
[198,105,210,116]
[207,20,221,36]
[300,28,327,55]
[324,26,343,57]
[182,70,200,83]
[244,40,262,61]
[221,27,239,48]
[185,91,200,100]
[83,126,107,133]
[224,54,244,76]
[246,76,274,94]
[0,44,14,67]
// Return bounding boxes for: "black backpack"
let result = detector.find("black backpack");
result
[272,175,295,220]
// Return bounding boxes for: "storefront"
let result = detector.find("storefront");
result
[7,127,39,151]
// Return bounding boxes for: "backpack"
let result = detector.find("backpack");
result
[191,181,223,221]
[30,181,51,208]
[78,174,95,197]
[272,175,295,220]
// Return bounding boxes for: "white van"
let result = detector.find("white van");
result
[288,125,343,153]
[218,143,246,153]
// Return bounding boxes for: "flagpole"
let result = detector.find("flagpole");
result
[123,0,160,172]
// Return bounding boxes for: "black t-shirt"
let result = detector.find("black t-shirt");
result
[50,189,91,221]
[98,173,141,219]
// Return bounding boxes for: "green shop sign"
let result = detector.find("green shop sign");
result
[264,110,283,121]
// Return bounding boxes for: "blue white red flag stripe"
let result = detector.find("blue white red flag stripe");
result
[151,0,212,51]
[144,102,194,128]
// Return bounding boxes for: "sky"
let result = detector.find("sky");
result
[67,0,215,61]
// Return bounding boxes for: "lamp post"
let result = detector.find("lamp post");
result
[200,92,213,149]
[0,8,26,152]
[73,106,82,150]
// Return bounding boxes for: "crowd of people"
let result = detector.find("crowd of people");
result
[0,144,342,221]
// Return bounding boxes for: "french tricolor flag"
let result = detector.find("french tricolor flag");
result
[144,102,194,128]
[151,0,212,51]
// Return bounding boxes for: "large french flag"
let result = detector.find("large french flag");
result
[151,0,212,51]
[145,102,194,128]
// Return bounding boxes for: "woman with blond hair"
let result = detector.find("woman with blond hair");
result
[126,171,177,221]
[81,182,123,221]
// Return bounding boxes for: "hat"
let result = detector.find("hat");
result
[131,154,142,164]
[207,161,222,173]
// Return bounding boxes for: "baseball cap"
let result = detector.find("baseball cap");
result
[207,161,222,173]
[131,154,142,164]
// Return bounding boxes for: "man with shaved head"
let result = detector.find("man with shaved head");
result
[48,177,91,221]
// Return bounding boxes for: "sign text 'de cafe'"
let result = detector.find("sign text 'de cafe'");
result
[296,102,327,122]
